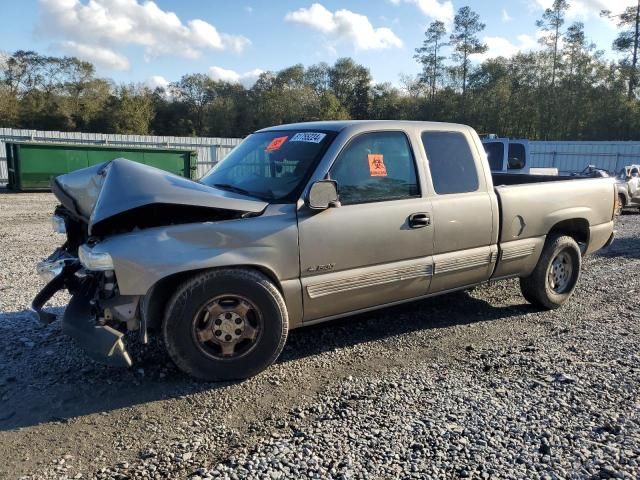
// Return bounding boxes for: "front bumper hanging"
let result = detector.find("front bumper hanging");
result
[63,282,133,368]
[31,262,133,368]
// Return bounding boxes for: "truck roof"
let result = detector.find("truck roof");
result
[256,120,470,134]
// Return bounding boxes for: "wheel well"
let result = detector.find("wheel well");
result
[548,218,590,247]
[141,265,282,332]
[618,192,627,206]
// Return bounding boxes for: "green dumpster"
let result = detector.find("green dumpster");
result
[5,142,198,191]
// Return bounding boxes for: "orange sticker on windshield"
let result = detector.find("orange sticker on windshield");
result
[265,136,288,152]
[368,154,387,177]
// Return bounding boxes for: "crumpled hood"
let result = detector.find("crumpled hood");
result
[52,158,268,235]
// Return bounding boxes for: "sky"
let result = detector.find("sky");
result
[0,0,636,88]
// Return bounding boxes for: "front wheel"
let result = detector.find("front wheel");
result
[519,235,581,310]
[163,269,288,381]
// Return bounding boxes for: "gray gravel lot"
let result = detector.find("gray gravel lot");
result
[0,192,639,479]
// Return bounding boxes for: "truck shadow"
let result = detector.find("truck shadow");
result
[0,291,534,431]
[597,236,640,260]
[280,291,534,363]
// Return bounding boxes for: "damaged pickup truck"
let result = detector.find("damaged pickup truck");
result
[33,121,617,381]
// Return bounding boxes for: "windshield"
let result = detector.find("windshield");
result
[200,130,335,201]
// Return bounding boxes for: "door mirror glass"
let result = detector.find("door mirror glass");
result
[308,180,339,210]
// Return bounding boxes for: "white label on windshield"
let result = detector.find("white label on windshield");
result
[290,132,326,143]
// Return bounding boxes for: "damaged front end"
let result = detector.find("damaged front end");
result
[32,247,139,367]
[32,217,140,367]
[32,158,267,368]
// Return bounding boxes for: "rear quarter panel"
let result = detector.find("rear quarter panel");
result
[493,177,615,278]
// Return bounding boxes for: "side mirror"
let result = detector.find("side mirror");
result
[508,157,525,170]
[308,180,340,210]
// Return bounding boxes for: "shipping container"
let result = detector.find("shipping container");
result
[6,142,198,191]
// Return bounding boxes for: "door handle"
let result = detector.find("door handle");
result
[408,212,431,228]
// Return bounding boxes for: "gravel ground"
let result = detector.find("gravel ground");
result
[0,191,639,480]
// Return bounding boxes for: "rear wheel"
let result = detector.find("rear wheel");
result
[163,269,288,381]
[519,235,581,310]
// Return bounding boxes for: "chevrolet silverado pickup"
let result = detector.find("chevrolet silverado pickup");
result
[32,121,617,380]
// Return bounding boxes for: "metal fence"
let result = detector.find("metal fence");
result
[528,141,640,174]
[0,128,243,184]
[3,128,640,183]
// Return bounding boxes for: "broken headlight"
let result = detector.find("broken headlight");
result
[52,215,66,234]
[78,244,114,271]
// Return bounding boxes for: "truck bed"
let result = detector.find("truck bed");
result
[489,173,615,280]
[493,174,615,243]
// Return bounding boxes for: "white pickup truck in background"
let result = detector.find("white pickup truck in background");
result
[482,137,559,175]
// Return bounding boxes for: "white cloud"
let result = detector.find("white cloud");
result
[470,35,538,62]
[532,0,637,21]
[147,75,170,89]
[39,0,251,70]
[502,9,512,22]
[208,66,264,87]
[244,6,253,14]
[405,0,454,25]
[285,3,403,50]
[60,41,130,70]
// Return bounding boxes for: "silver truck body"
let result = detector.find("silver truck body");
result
[33,121,616,377]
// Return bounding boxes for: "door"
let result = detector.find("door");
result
[298,131,434,321]
[420,131,497,293]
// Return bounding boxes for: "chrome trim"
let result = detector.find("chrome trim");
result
[306,263,433,299]
[302,281,485,326]
[434,252,492,275]
[501,244,535,261]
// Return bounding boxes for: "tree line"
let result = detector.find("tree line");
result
[1,0,639,141]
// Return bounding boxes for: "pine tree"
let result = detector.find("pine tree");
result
[414,21,447,101]
[602,1,640,99]
[537,0,569,88]
[450,6,487,118]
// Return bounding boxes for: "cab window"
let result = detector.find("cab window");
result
[421,131,480,195]
[508,143,526,170]
[329,132,419,205]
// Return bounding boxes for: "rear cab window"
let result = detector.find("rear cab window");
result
[507,143,526,170]
[421,131,480,195]
[484,142,504,171]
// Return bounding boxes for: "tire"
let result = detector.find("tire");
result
[519,235,581,310]
[163,268,288,381]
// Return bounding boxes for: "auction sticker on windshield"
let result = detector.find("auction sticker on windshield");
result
[290,132,326,143]
[266,136,288,152]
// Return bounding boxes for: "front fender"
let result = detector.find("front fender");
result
[91,204,300,296]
